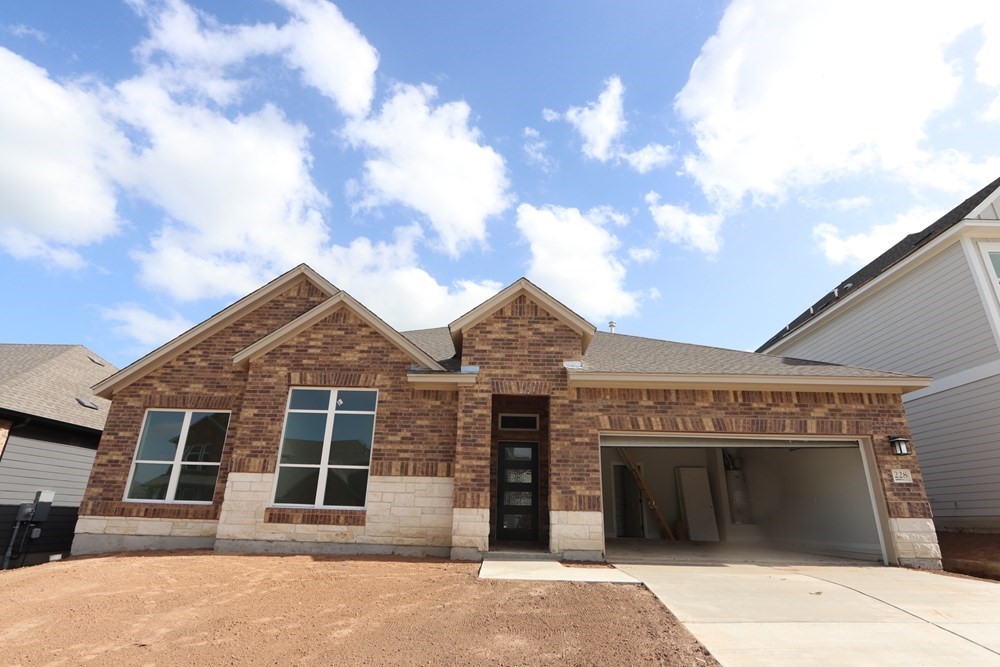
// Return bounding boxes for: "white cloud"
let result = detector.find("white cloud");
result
[645,192,724,254]
[276,0,379,117]
[564,76,627,162]
[523,127,554,172]
[676,0,1000,205]
[628,247,658,263]
[813,206,945,266]
[554,76,672,173]
[344,83,512,257]
[101,303,194,347]
[620,143,672,174]
[0,48,128,268]
[309,225,504,330]
[107,74,330,300]
[7,24,47,42]
[133,0,378,115]
[515,203,638,321]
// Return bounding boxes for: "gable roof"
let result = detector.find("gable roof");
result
[234,291,446,371]
[758,176,1000,352]
[396,326,926,390]
[581,332,917,379]
[93,265,338,398]
[448,278,596,353]
[0,344,118,431]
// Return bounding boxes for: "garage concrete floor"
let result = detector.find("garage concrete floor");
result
[614,562,1000,666]
[605,538,878,565]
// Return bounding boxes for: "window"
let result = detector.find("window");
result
[272,388,377,508]
[126,410,231,503]
[498,413,539,431]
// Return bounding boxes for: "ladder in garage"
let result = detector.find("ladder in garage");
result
[616,448,675,540]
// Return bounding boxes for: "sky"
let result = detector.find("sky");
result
[3,1,1000,369]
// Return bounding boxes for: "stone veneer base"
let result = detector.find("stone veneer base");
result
[215,539,450,558]
[889,517,943,570]
[71,533,215,555]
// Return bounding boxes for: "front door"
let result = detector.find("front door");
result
[496,441,539,542]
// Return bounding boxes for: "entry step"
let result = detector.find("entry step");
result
[484,549,560,562]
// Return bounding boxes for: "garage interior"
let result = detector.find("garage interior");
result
[600,436,887,564]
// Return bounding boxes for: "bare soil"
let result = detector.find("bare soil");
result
[938,531,1000,581]
[0,551,719,666]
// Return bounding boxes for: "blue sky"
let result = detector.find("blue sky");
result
[3,1,1000,368]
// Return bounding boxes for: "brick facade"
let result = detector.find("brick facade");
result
[75,277,939,566]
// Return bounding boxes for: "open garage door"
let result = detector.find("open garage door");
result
[600,435,889,563]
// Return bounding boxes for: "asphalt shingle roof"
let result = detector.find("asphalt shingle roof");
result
[0,344,118,431]
[758,175,1000,352]
[400,327,917,380]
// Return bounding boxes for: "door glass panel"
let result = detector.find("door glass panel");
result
[504,446,533,461]
[504,491,532,506]
[504,469,532,484]
[502,514,533,530]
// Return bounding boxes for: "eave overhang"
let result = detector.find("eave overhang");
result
[566,371,931,394]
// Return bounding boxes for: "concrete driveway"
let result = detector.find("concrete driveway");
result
[614,563,1000,667]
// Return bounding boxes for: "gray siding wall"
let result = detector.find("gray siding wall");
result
[906,375,1000,519]
[0,435,97,507]
[777,242,998,378]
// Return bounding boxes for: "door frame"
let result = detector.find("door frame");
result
[611,461,646,538]
[496,440,540,542]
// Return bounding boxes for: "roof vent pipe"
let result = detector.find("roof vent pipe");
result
[608,321,617,334]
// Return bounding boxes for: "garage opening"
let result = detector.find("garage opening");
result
[600,435,888,564]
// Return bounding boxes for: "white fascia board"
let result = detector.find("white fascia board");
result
[93,266,337,398]
[763,220,1000,355]
[566,371,930,393]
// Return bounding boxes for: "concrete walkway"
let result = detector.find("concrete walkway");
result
[615,563,1000,667]
[479,557,639,583]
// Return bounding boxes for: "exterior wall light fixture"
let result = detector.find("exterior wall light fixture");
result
[889,436,911,456]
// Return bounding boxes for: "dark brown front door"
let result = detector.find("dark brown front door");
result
[496,441,539,541]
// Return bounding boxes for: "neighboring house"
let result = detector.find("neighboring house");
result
[0,344,117,566]
[74,265,939,567]
[759,176,1000,534]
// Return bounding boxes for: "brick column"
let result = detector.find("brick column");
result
[450,383,492,559]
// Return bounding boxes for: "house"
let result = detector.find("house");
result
[0,344,117,567]
[759,176,1000,535]
[73,266,940,568]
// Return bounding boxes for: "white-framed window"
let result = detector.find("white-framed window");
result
[272,387,378,508]
[979,242,1000,297]
[125,410,231,503]
[498,413,539,431]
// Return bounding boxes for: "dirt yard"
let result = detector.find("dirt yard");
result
[0,551,719,666]
[938,531,1000,581]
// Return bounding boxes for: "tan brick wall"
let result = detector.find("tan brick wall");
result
[558,388,932,521]
[82,281,458,528]
[228,304,457,476]
[455,294,579,513]
[80,278,328,521]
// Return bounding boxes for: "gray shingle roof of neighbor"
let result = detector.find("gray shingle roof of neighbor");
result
[400,326,918,380]
[0,344,118,431]
[757,175,1000,352]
